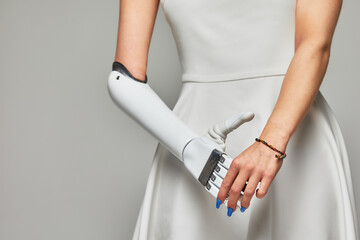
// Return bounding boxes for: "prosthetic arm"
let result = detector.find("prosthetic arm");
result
[107,62,255,209]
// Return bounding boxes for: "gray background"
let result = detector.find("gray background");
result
[0,0,359,239]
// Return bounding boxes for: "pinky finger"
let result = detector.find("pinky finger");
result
[255,176,273,199]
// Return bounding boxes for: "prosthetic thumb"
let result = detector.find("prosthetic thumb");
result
[206,112,255,151]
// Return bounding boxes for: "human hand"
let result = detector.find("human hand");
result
[183,112,255,208]
[216,135,287,216]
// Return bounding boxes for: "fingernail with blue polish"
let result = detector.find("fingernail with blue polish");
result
[216,199,221,209]
[240,206,247,213]
[227,208,233,217]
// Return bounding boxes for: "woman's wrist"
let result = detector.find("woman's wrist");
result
[258,120,292,153]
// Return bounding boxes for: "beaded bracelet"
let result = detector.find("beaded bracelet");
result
[255,138,287,159]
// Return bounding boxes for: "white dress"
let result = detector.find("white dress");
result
[132,0,359,239]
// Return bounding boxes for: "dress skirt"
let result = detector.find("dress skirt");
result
[132,75,359,240]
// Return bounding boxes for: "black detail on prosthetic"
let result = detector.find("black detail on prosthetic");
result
[242,182,247,192]
[112,62,148,83]
[198,149,223,186]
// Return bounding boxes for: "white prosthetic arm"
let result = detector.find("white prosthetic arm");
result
[107,62,255,209]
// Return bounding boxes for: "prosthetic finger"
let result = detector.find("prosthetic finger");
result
[206,112,255,151]
[214,163,228,179]
[218,154,232,169]
[210,172,223,188]
[205,181,220,197]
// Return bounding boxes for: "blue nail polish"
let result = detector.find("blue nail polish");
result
[240,206,247,213]
[227,208,233,217]
[216,199,221,209]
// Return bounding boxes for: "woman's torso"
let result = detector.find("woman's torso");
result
[160,0,296,82]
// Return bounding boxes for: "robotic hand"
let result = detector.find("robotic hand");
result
[107,62,255,209]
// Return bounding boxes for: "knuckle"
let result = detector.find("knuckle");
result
[217,191,227,201]
[243,162,255,171]
[231,159,241,168]
[241,199,249,208]
[242,203,250,208]
[243,189,254,198]
[227,198,236,206]
[264,170,275,178]
[221,180,231,189]
[230,186,241,195]
[256,189,267,198]
[255,167,265,175]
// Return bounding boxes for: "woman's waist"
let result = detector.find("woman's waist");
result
[181,68,287,83]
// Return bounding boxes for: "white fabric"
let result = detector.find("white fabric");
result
[132,0,359,239]
[133,79,358,240]
[161,0,295,83]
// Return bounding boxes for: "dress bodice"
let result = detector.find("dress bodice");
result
[160,0,296,82]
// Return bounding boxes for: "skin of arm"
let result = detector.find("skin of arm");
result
[217,0,343,213]
[114,0,159,81]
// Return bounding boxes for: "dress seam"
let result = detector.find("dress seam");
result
[181,68,288,83]
[182,73,286,83]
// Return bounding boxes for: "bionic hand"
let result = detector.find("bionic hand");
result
[107,62,255,209]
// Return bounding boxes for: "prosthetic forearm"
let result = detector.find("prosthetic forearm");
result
[107,62,255,208]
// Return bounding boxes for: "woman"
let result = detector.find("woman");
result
[112,0,359,239]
